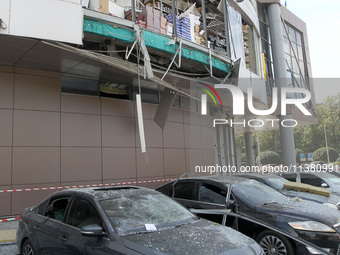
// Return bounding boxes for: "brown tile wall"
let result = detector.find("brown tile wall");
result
[0,67,216,217]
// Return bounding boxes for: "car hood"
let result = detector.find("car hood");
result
[286,190,340,206]
[122,219,262,255]
[255,199,340,226]
[331,185,340,195]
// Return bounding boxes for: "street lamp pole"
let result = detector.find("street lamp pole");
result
[257,132,261,166]
[324,124,330,164]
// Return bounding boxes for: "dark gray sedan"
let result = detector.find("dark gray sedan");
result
[234,173,340,210]
[17,186,263,255]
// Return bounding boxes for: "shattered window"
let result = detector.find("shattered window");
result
[44,197,70,222]
[101,190,196,236]
[232,180,289,206]
[68,197,103,229]
[198,184,227,205]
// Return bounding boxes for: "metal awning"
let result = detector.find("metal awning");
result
[0,33,197,99]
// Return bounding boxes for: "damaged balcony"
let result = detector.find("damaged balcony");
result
[80,3,234,82]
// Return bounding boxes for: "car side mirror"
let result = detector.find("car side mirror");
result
[81,224,106,238]
[321,182,329,188]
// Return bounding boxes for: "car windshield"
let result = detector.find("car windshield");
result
[232,180,290,206]
[326,176,340,185]
[100,190,196,236]
[265,177,288,190]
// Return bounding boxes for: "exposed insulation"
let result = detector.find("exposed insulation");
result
[283,181,331,197]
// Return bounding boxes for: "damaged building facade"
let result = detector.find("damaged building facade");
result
[0,0,316,216]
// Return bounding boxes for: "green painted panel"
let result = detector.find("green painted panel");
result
[83,19,230,73]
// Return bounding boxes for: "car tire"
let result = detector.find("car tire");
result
[21,239,35,255]
[256,230,295,255]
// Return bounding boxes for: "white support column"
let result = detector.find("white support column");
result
[267,3,296,167]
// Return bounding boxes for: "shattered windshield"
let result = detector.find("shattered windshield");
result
[232,180,290,206]
[100,190,196,236]
[265,177,288,190]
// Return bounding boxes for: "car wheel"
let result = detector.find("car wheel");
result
[21,239,35,255]
[256,230,295,255]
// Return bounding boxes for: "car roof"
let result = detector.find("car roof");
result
[175,175,251,185]
[234,173,284,179]
[286,171,333,177]
[51,186,157,201]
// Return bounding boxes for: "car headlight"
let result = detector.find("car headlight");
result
[323,202,339,210]
[288,221,336,233]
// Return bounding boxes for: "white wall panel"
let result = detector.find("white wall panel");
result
[0,0,10,35]
[9,0,83,44]
[237,0,260,35]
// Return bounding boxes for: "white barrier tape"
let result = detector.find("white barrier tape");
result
[0,178,176,194]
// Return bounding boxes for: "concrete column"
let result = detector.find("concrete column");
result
[267,3,296,166]
[267,4,287,82]
[244,132,256,166]
[279,116,297,166]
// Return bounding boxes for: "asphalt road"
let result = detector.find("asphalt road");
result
[0,243,18,255]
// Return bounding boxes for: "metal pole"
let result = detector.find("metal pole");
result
[257,132,261,167]
[222,0,231,57]
[131,0,136,23]
[201,0,208,47]
[324,124,330,164]
[172,0,177,38]
[231,127,238,168]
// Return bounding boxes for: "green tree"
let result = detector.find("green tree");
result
[293,93,340,157]
[235,134,245,152]
[240,152,247,166]
[313,147,338,163]
[256,151,281,165]
[258,130,281,154]
[236,93,340,162]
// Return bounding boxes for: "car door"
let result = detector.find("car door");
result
[33,196,72,254]
[60,196,112,255]
[194,182,228,223]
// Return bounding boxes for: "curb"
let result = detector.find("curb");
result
[0,229,16,244]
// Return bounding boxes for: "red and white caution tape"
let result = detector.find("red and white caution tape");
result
[0,217,20,223]
[0,178,176,194]
[0,178,176,224]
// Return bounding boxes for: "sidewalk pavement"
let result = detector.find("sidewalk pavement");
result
[0,221,18,244]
